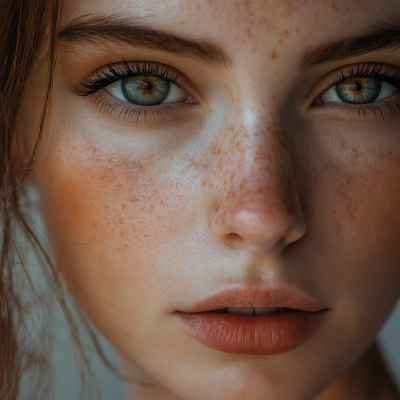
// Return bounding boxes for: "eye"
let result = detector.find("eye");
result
[320,77,398,104]
[105,75,187,106]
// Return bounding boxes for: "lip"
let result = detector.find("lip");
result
[175,286,328,356]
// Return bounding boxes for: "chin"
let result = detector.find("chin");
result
[172,362,318,400]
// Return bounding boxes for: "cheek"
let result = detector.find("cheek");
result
[307,143,400,312]
[326,147,400,250]
[36,137,198,313]
[39,139,181,241]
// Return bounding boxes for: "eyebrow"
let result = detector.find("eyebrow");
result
[302,19,400,66]
[58,15,229,66]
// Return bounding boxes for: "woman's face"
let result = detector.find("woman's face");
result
[21,0,400,399]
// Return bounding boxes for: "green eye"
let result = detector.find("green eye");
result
[105,75,187,106]
[122,76,171,106]
[320,77,398,105]
[336,78,381,104]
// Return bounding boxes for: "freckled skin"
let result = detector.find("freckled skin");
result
[19,0,400,399]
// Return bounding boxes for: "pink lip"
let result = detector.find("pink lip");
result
[175,286,328,356]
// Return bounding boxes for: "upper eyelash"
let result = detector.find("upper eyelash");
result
[77,61,400,123]
[326,63,400,93]
[314,63,400,120]
[73,61,180,97]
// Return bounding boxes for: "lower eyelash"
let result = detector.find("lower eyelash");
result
[329,97,400,121]
[94,92,184,124]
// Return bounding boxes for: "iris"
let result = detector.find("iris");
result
[122,76,171,105]
[336,78,381,104]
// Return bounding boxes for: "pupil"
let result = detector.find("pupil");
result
[351,82,363,93]
[141,82,153,92]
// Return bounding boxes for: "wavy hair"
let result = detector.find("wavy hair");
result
[0,1,112,398]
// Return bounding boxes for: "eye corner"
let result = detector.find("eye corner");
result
[311,97,324,107]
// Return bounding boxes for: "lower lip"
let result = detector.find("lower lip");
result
[176,310,327,356]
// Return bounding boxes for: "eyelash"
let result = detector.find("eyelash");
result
[314,63,400,120]
[76,61,400,123]
[74,61,192,122]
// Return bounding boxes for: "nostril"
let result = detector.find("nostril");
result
[227,233,242,240]
[226,232,246,247]
[212,205,306,253]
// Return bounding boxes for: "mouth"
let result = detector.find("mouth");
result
[175,286,328,356]
[210,307,291,315]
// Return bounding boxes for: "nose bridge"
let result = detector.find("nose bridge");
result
[210,115,305,252]
[223,118,291,211]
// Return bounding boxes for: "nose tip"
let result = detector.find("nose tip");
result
[210,201,306,253]
[208,115,306,254]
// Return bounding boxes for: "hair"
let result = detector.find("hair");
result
[0,1,112,399]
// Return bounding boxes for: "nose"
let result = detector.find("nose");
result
[209,120,306,253]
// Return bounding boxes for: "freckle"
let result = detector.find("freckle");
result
[271,49,279,59]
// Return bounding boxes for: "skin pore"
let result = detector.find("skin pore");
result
[19,0,400,399]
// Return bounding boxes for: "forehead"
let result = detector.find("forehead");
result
[64,0,398,53]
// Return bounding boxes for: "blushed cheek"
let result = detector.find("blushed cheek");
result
[36,137,193,271]
[35,133,216,343]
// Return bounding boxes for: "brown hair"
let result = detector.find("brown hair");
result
[0,1,112,398]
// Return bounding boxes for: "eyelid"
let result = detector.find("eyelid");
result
[91,90,191,124]
[73,60,211,123]
[74,60,204,103]
[305,62,400,108]
[320,80,398,104]
[74,60,214,125]
[105,79,189,105]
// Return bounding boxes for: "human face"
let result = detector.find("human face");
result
[22,0,400,399]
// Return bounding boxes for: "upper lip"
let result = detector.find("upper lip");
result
[180,285,326,313]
